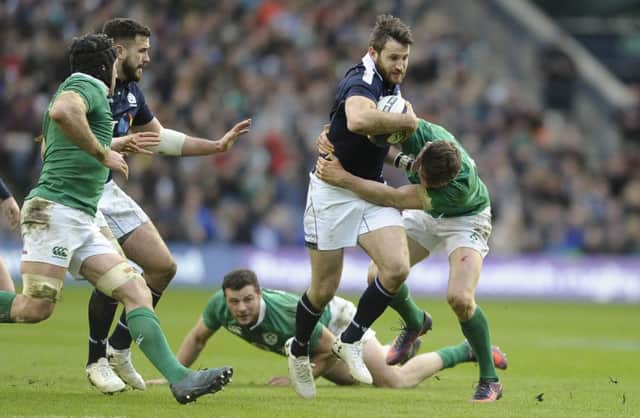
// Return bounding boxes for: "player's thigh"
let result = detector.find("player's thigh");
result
[321,361,357,386]
[447,247,483,297]
[363,337,401,388]
[121,221,174,273]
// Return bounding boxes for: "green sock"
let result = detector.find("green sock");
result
[126,307,189,383]
[460,306,498,381]
[389,283,424,329]
[436,341,472,369]
[0,291,16,323]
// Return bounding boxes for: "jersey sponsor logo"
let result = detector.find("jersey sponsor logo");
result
[262,332,278,346]
[228,325,242,335]
[51,246,69,259]
[127,92,137,106]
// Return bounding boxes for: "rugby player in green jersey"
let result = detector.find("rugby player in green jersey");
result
[147,269,506,388]
[0,34,231,404]
[316,118,503,402]
[0,177,20,292]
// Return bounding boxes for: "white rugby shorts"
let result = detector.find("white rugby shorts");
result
[21,197,118,278]
[303,173,403,251]
[98,180,150,239]
[402,206,492,258]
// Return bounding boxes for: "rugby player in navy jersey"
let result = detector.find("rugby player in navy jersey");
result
[85,18,251,393]
[285,15,427,399]
[0,177,19,292]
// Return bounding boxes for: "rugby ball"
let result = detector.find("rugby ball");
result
[370,95,410,146]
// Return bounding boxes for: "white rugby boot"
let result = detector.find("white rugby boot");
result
[284,337,316,399]
[331,336,372,384]
[86,357,126,394]
[107,345,146,390]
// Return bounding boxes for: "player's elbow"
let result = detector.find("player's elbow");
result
[48,102,69,124]
[346,115,368,135]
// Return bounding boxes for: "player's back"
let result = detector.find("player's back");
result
[327,55,400,182]
[30,73,112,216]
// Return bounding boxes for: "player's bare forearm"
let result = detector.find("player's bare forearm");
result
[176,319,215,367]
[342,176,422,210]
[346,96,417,136]
[181,119,251,156]
[48,91,107,162]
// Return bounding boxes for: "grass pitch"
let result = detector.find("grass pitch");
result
[1,285,638,418]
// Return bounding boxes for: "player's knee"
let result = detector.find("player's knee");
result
[366,263,379,285]
[378,261,409,291]
[14,297,55,323]
[96,262,150,307]
[446,291,474,319]
[144,257,177,290]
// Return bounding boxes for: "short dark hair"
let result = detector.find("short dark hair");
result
[368,14,413,52]
[419,141,461,188]
[69,33,116,86]
[221,269,260,294]
[102,18,151,42]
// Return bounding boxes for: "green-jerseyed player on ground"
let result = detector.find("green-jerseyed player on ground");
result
[316,118,503,402]
[147,269,506,388]
[0,33,231,404]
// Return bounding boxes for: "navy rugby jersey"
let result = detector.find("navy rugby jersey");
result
[109,79,154,137]
[326,54,400,182]
[106,79,154,180]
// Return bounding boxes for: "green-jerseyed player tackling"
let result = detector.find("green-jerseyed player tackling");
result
[147,269,507,388]
[316,118,503,402]
[0,33,231,404]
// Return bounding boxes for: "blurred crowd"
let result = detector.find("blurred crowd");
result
[2,0,640,254]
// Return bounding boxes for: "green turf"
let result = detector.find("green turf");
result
[1,285,638,417]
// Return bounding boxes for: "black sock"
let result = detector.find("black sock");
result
[109,285,163,350]
[87,289,119,365]
[291,292,322,357]
[341,277,394,343]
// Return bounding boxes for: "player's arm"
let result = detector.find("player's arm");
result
[176,317,216,367]
[316,156,423,210]
[345,96,418,136]
[49,91,128,177]
[48,91,109,162]
[132,117,251,156]
[0,177,19,229]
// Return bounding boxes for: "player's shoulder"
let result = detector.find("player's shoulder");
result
[114,80,145,106]
[63,73,108,95]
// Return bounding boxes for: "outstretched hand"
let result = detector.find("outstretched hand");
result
[218,118,252,152]
[267,376,291,386]
[111,132,161,155]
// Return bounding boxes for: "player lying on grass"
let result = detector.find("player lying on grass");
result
[147,269,507,388]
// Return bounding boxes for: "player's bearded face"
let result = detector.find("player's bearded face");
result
[374,39,410,84]
[121,36,150,82]
[122,55,144,82]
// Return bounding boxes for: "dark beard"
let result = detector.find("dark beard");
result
[122,60,141,82]
[373,58,393,85]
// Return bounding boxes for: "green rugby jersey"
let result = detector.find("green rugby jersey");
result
[28,73,112,216]
[202,289,331,355]
[401,119,490,217]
